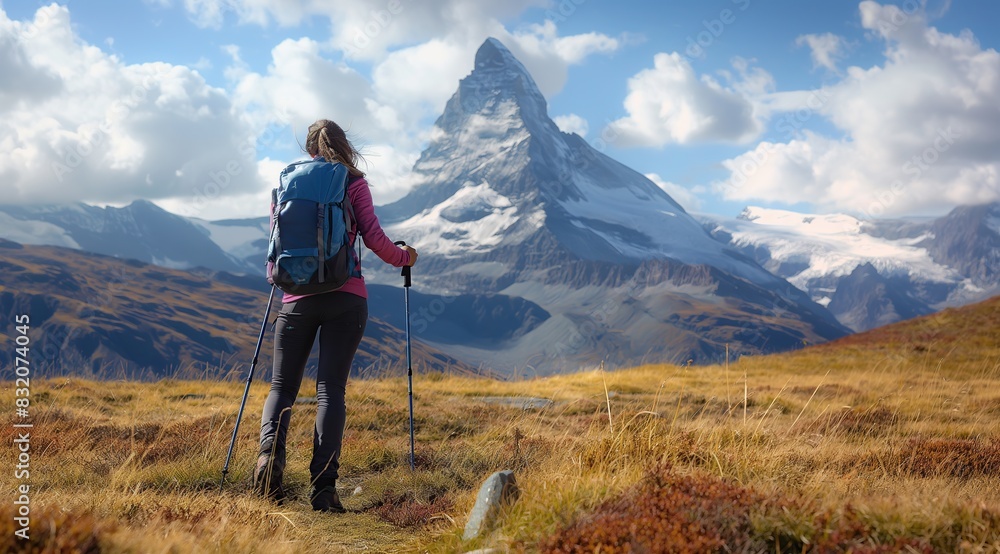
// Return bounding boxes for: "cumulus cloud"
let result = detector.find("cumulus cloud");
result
[171,0,547,60]
[608,53,763,146]
[225,37,429,202]
[718,1,1000,217]
[645,173,703,211]
[156,156,285,218]
[504,20,620,96]
[553,114,589,137]
[230,38,375,134]
[2,3,621,212]
[0,5,266,213]
[796,32,847,72]
[370,38,473,122]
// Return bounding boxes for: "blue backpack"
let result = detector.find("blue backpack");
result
[266,158,359,294]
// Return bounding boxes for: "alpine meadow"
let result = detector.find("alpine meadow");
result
[1,296,999,552]
[3,1,1000,553]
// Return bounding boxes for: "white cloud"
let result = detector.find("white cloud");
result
[171,0,548,60]
[609,52,763,146]
[230,38,375,133]
[645,172,703,211]
[504,20,620,96]
[0,5,267,214]
[717,1,1000,217]
[796,32,846,72]
[1,3,621,215]
[226,37,429,203]
[156,155,284,217]
[370,38,473,121]
[553,114,589,137]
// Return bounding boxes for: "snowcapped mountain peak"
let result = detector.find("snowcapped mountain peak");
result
[380,38,560,223]
[381,38,788,285]
[469,37,545,101]
[422,38,559,151]
[440,38,554,141]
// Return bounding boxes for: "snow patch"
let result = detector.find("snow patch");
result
[150,256,193,270]
[0,212,81,249]
[560,170,732,263]
[391,181,526,256]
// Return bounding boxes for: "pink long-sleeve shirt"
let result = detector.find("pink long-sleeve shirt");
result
[281,174,411,303]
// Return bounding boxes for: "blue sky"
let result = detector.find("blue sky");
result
[2,0,998,220]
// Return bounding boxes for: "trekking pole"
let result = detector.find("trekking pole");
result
[221,284,276,490]
[394,241,415,471]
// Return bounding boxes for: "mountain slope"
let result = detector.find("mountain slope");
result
[0,240,471,377]
[921,202,1000,284]
[802,290,1000,371]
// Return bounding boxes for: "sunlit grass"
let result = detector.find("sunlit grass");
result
[1,306,999,552]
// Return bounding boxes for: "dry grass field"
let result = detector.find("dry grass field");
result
[1,295,998,552]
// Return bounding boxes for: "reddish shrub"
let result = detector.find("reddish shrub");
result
[538,466,761,553]
[0,504,114,553]
[373,491,453,529]
[537,466,936,553]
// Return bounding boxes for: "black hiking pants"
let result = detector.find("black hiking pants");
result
[258,291,367,487]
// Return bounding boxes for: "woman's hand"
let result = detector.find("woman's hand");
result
[402,245,418,266]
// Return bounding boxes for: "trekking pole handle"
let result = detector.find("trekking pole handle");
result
[394,241,412,287]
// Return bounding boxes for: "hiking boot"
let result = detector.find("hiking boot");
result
[311,480,345,513]
[253,453,286,504]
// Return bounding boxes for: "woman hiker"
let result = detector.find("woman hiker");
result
[254,119,418,512]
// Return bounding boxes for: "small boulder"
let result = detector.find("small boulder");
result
[463,470,519,541]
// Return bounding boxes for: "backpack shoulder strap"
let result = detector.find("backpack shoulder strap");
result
[345,174,364,232]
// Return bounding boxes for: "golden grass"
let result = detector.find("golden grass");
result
[2,328,999,552]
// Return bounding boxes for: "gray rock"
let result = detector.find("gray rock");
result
[478,396,553,410]
[463,470,519,541]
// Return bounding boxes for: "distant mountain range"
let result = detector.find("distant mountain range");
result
[0,201,261,275]
[1,38,997,375]
[699,203,999,331]
[0,239,473,378]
